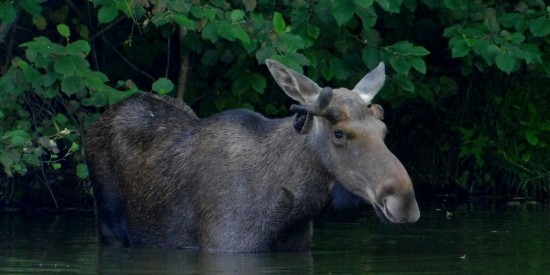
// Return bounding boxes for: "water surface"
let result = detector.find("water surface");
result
[1,200,548,274]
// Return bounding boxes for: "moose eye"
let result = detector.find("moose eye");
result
[333,130,345,139]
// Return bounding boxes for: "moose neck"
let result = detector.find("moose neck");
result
[265,116,331,178]
[192,110,335,219]
[262,116,334,212]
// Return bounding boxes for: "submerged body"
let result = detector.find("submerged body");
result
[88,94,331,251]
[86,60,420,252]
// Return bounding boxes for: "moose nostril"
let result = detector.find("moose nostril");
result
[382,184,398,197]
[382,195,420,223]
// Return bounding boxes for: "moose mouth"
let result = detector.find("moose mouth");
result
[373,204,394,223]
[372,195,420,223]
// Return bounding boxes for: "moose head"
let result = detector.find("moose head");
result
[267,60,420,223]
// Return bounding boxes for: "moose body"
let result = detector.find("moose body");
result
[86,60,420,252]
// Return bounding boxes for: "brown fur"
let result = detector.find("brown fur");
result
[86,60,419,252]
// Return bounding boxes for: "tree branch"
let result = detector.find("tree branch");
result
[1,29,15,75]
[89,17,126,41]
[102,38,155,81]
[65,0,151,80]
[176,27,190,101]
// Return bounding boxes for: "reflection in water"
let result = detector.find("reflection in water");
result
[98,247,313,274]
[0,201,548,274]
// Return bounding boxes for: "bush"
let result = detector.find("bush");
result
[0,0,548,208]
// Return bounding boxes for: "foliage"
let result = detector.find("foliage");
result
[0,0,549,208]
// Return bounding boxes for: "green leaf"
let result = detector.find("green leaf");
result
[515,18,528,32]
[250,73,266,94]
[256,45,277,62]
[217,23,250,44]
[217,22,237,41]
[265,104,279,115]
[201,22,219,43]
[54,56,76,76]
[84,71,109,90]
[243,0,257,11]
[499,13,520,28]
[232,25,251,45]
[66,40,91,56]
[69,142,80,153]
[20,0,42,16]
[356,5,378,28]
[437,76,459,97]
[52,163,62,170]
[0,3,17,24]
[306,25,320,39]
[57,24,70,38]
[392,41,413,53]
[88,90,108,107]
[231,9,245,23]
[321,65,333,80]
[410,45,430,56]
[519,43,542,64]
[530,17,550,37]
[5,130,31,147]
[152,78,174,94]
[61,76,84,96]
[375,0,390,11]
[203,7,216,21]
[525,130,539,146]
[507,32,525,44]
[24,153,40,167]
[22,66,42,87]
[232,73,251,96]
[278,33,305,53]
[270,55,303,73]
[241,103,253,110]
[354,0,374,9]
[273,12,286,34]
[362,46,380,69]
[167,1,187,12]
[395,74,415,92]
[330,58,353,80]
[214,97,225,111]
[483,9,500,33]
[0,153,13,169]
[44,86,59,99]
[387,0,402,13]
[410,57,426,74]
[201,49,220,66]
[98,5,118,24]
[174,14,195,30]
[443,0,467,10]
[495,53,515,74]
[451,39,470,58]
[76,163,89,179]
[389,56,411,75]
[55,113,69,125]
[332,0,355,26]
[487,44,500,53]
[78,24,90,39]
[13,163,28,175]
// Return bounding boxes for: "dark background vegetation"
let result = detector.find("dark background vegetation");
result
[0,0,548,211]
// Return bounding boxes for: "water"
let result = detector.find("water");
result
[1,200,548,274]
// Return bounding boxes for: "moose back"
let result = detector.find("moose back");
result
[86,59,420,252]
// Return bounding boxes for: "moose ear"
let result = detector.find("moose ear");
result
[352,62,386,104]
[289,88,333,135]
[368,104,384,120]
[290,105,314,134]
[266,59,322,104]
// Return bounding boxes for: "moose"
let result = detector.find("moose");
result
[86,59,420,252]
